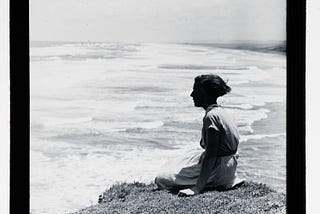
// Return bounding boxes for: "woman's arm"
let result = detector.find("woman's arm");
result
[179,128,219,196]
[193,128,219,193]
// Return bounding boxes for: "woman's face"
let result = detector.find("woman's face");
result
[190,82,207,107]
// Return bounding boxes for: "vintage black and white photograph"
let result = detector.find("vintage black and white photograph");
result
[29,0,286,213]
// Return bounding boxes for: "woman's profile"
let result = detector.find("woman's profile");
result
[155,74,244,196]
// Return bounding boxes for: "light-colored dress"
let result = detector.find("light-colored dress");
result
[155,104,244,190]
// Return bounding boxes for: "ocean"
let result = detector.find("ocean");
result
[30,41,286,214]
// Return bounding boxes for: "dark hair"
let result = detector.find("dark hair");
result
[194,74,231,97]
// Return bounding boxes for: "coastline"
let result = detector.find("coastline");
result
[73,181,286,214]
[252,101,286,191]
[251,101,286,135]
[236,101,286,193]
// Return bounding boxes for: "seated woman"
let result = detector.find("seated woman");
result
[155,74,244,196]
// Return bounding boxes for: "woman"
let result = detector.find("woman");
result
[155,74,244,196]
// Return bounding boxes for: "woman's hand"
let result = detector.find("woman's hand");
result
[178,188,197,197]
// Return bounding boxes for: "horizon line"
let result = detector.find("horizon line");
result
[30,39,286,44]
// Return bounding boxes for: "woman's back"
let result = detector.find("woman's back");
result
[202,105,239,156]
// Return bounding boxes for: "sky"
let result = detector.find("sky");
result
[30,0,286,42]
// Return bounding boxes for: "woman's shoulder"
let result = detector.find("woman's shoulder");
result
[205,105,225,117]
[204,107,223,126]
[205,106,234,124]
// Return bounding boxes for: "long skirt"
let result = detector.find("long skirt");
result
[155,148,244,190]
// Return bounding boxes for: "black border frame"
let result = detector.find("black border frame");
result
[286,0,306,213]
[10,0,30,213]
[9,0,306,213]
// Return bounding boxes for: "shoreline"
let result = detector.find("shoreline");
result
[73,181,286,214]
[251,101,286,135]
[238,101,286,193]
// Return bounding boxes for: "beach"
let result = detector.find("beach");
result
[30,41,286,214]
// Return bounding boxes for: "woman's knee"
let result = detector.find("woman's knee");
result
[155,176,165,186]
[155,176,173,189]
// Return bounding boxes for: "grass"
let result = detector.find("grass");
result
[73,181,286,214]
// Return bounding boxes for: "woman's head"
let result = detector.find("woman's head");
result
[193,74,231,98]
[190,74,231,108]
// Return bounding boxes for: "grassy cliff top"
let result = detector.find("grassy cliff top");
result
[73,181,286,214]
